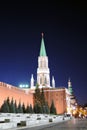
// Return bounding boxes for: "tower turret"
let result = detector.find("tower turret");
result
[68,78,73,95]
[30,74,34,88]
[37,33,50,87]
[52,76,55,88]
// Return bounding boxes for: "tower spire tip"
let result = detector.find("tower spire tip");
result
[41,32,44,37]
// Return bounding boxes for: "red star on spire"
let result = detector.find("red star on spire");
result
[41,32,44,37]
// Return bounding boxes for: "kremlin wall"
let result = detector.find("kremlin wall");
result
[0,34,77,114]
[0,82,34,108]
[43,88,67,114]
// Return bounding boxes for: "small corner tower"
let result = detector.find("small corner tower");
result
[37,33,50,87]
[68,78,77,111]
[52,76,55,88]
[68,78,73,95]
[30,74,34,88]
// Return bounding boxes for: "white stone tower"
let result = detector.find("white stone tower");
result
[37,33,50,87]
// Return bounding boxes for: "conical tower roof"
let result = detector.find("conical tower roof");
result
[40,33,47,56]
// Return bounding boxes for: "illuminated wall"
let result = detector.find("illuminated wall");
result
[44,88,67,114]
[0,82,34,107]
[0,82,67,114]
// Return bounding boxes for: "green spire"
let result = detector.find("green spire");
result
[40,33,47,56]
[69,87,73,95]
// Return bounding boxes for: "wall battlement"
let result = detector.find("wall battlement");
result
[0,82,34,108]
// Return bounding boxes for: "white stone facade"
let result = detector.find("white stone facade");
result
[37,56,50,87]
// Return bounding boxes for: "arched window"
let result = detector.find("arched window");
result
[40,77,42,84]
[45,77,47,84]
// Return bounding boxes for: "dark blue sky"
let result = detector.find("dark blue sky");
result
[0,2,87,105]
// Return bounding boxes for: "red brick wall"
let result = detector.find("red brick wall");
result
[44,88,67,114]
[0,82,34,108]
[0,82,67,114]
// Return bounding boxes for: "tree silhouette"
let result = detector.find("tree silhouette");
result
[22,103,26,113]
[29,104,33,113]
[14,100,18,113]
[17,101,23,113]
[0,100,9,113]
[50,100,57,115]
[10,98,16,113]
[34,87,50,113]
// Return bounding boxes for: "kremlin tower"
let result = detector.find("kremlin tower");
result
[37,33,50,87]
[30,33,55,89]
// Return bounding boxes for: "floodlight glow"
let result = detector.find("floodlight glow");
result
[19,84,29,88]
[25,85,28,88]
[19,85,23,88]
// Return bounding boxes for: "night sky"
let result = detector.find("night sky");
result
[0,2,87,105]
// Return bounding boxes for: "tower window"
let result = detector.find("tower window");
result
[40,78,42,84]
[45,77,47,84]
